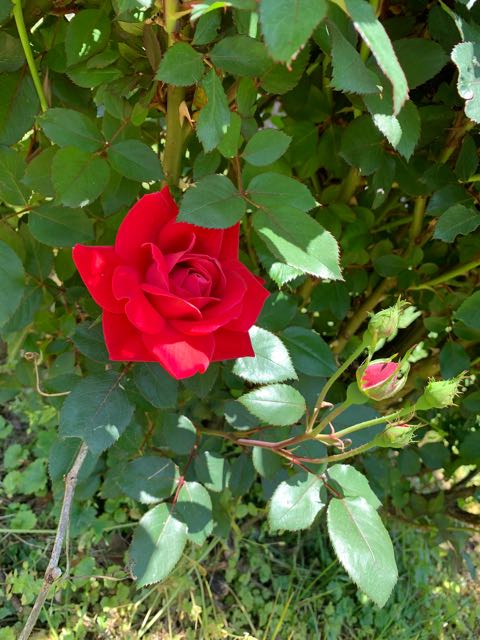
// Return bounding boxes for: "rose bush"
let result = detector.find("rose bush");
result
[73,187,268,379]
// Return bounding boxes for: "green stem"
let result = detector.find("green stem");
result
[311,400,350,435]
[333,406,412,439]
[162,0,187,187]
[338,167,361,203]
[406,195,426,257]
[308,343,365,430]
[12,0,48,113]
[410,257,480,291]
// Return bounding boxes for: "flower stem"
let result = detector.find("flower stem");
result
[12,0,48,113]
[333,406,412,439]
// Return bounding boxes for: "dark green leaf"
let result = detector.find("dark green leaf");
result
[248,172,316,211]
[393,38,448,90]
[439,342,470,379]
[455,135,478,181]
[65,9,111,66]
[210,35,270,76]
[29,204,94,247]
[243,129,291,166]
[194,451,230,492]
[0,146,30,206]
[455,291,480,329]
[217,112,242,159]
[59,371,134,454]
[330,21,380,94]
[327,496,398,607]
[433,204,480,243]
[229,454,256,497]
[130,503,188,587]
[133,363,178,409]
[0,73,39,145]
[0,240,25,328]
[155,414,197,456]
[238,383,306,426]
[178,174,246,228]
[52,147,110,207]
[119,456,177,504]
[340,115,384,175]
[22,147,56,197]
[345,0,408,114]
[233,326,297,384]
[196,69,231,152]
[175,481,213,545]
[39,108,104,152]
[281,327,336,377]
[260,0,328,63]
[155,42,205,86]
[108,140,163,182]
[0,32,24,72]
[72,321,110,363]
[268,472,324,531]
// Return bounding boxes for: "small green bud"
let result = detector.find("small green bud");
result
[365,299,412,345]
[373,423,416,448]
[416,373,467,410]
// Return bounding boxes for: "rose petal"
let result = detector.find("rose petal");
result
[362,361,399,389]
[211,329,254,361]
[220,262,269,332]
[112,266,166,334]
[141,284,202,321]
[192,227,224,258]
[158,219,196,270]
[115,188,177,264]
[143,329,214,379]
[72,245,124,313]
[143,243,169,290]
[172,270,247,335]
[103,311,155,361]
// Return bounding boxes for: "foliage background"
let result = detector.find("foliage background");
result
[1,0,480,637]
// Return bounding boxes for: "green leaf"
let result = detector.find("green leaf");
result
[0,240,25,328]
[52,147,110,207]
[327,464,381,510]
[393,38,448,90]
[452,42,480,123]
[38,108,104,152]
[330,21,380,95]
[119,456,177,504]
[433,204,480,243]
[268,472,324,532]
[133,363,178,409]
[253,206,342,279]
[327,496,398,607]
[22,147,56,197]
[243,129,291,166]
[193,10,221,46]
[59,371,134,454]
[439,342,470,379]
[238,383,306,426]
[155,414,197,456]
[67,64,122,88]
[229,454,256,497]
[281,327,337,377]
[183,364,219,399]
[130,503,188,587]
[260,0,328,63]
[217,112,242,159]
[248,172,316,211]
[175,481,213,545]
[340,115,384,175]
[194,451,230,493]
[107,140,163,182]
[0,147,30,206]
[371,100,420,161]
[455,291,480,329]
[260,45,310,95]
[345,0,408,115]
[0,32,24,72]
[196,69,231,152]
[233,326,297,384]
[72,322,109,363]
[178,174,246,228]
[155,42,204,86]
[65,9,111,66]
[29,205,94,247]
[210,35,270,76]
[0,73,39,145]
[455,135,478,181]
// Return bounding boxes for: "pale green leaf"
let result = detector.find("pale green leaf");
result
[239,383,306,426]
[119,456,177,504]
[327,464,381,510]
[233,326,297,384]
[268,472,324,531]
[39,108,104,152]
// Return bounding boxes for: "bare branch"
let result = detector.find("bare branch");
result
[18,442,89,640]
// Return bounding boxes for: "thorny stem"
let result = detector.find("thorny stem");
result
[333,407,413,439]
[410,256,480,291]
[12,0,48,112]
[18,443,89,640]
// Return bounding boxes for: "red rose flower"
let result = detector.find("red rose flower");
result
[72,187,269,379]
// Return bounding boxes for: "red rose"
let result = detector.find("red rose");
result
[72,187,269,379]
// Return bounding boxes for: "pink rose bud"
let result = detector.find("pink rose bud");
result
[357,357,409,401]
[416,373,467,410]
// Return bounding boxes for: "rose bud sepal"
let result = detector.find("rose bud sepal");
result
[416,373,467,410]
